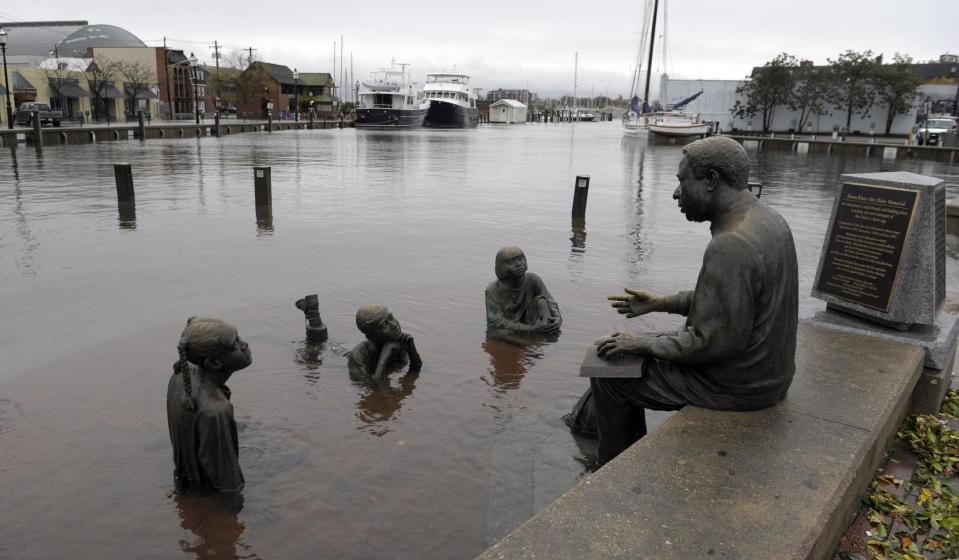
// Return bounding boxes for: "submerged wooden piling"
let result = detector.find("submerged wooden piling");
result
[572,175,590,217]
[137,111,146,140]
[31,111,43,151]
[114,163,135,202]
[254,166,272,205]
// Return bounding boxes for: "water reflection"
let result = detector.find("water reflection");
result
[294,341,325,375]
[13,179,38,276]
[8,144,19,179]
[569,217,587,252]
[481,334,544,392]
[173,491,257,559]
[117,201,137,230]
[254,204,273,235]
[353,372,419,436]
[622,140,649,279]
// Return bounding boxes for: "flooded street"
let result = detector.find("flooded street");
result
[1,123,957,559]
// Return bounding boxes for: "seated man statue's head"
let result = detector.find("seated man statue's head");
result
[674,136,751,223]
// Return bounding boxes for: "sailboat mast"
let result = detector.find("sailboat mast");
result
[642,0,659,109]
[573,52,578,109]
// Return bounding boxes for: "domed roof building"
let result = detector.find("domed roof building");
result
[58,24,147,57]
[0,21,147,65]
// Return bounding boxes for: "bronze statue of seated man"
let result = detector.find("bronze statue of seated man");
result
[347,305,422,381]
[577,137,799,466]
[166,317,253,493]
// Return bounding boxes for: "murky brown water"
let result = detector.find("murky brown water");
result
[1,124,957,559]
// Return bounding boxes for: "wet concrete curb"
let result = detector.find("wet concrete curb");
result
[477,324,925,559]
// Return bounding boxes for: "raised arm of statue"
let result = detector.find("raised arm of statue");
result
[608,288,694,318]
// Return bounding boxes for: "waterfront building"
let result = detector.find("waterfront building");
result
[489,99,527,123]
[236,62,335,119]
[0,21,163,124]
[662,54,959,136]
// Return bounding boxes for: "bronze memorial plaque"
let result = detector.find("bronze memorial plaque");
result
[816,182,918,311]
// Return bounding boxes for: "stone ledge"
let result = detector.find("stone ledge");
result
[477,324,925,560]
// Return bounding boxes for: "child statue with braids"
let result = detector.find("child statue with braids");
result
[166,317,253,493]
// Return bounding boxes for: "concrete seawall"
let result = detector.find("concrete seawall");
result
[0,119,351,148]
[726,134,959,163]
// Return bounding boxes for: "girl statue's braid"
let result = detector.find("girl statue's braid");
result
[173,317,198,411]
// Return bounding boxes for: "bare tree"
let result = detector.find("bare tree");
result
[234,63,271,117]
[88,54,122,122]
[119,61,155,119]
[41,60,71,118]
[222,48,254,72]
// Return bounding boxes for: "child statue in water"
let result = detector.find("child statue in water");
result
[166,317,253,493]
[348,305,423,381]
[485,246,562,336]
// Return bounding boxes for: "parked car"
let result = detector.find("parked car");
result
[917,116,958,146]
[219,105,237,115]
[15,102,63,127]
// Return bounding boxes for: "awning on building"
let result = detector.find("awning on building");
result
[50,79,89,97]
[90,80,125,99]
[124,84,157,99]
[12,71,36,92]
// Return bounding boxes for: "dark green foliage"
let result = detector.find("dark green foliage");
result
[731,53,797,132]
[875,54,923,135]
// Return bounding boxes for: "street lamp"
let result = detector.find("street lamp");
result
[0,27,12,130]
[189,52,200,125]
[293,68,299,122]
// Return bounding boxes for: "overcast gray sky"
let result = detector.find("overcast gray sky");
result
[3,1,957,98]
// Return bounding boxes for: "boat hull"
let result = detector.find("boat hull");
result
[648,123,708,138]
[355,108,428,128]
[423,101,479,128]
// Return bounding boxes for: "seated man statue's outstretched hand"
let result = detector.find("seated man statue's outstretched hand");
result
[608,288,661,318]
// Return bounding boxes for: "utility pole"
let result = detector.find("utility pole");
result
[340,35,344,106]
[210,40,222,99]
[333,41,337,104]
[350,52,353,103]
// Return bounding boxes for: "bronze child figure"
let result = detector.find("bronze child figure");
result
[166,316,253,493]
[348,305,422,381]
[485,246,562,337]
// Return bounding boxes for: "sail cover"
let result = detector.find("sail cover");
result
[671,90,703,110]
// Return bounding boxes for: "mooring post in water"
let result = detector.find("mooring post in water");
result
[31,111,43,151]
[308,109,315,130]
[254,166,272,205]
[214,111,221,137]
[572,175,590,217]
[114,163,135,202]
[267,111,273,133]
[137,110,146,140]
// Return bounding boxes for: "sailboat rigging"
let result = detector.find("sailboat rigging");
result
[623,0,708,140]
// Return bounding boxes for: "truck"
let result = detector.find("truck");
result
[15,102,63,127]
[916,116,958,146]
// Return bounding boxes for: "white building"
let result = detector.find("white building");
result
[661,74,958,135]
[489,99,527,124]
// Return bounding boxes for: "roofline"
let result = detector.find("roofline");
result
[0,21,88,27]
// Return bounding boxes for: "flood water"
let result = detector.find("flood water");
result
[1,124,957,559]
